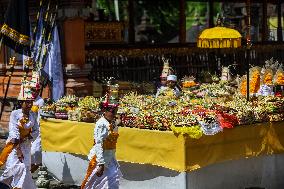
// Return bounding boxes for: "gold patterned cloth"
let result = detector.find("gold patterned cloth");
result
[0,142,15,167]
[0,0,30,55]
[101,124,119,150]
[0,24,29,45]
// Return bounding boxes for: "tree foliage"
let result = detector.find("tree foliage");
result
[96,0,221,43]
[135,0,179,42]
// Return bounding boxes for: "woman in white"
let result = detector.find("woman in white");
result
[81,102,122,189]
[0,83,39,189]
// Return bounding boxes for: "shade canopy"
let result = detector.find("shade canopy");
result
[197,27,242,48]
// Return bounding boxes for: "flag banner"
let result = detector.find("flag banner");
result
[32,0,57,71]
[32,9,44,63]
[43,25,64,101]
[0,0,31,55]
[32,8,46,71]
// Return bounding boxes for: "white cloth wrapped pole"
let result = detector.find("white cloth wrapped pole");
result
[31,96,45,165]
[257,84,274,96]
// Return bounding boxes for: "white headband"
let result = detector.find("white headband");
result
[167,75,177,81]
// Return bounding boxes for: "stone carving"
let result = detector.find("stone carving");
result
[36,166,50,189]
[85,22,124,43]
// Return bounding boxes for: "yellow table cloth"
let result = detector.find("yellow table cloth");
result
[41,119,284,172]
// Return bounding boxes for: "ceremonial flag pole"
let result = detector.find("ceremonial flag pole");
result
[246,0,252,101]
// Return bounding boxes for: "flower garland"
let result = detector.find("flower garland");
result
[31,105,39,113]
[182,81,196,88]
[262,69,273,85]
[170,125,203,139]
[274,69,284,85]
[249,67,261,94]
[240,76,247,96]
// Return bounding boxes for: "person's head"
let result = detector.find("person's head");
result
[31,84,40,99]
[17,80,36,113]
[100,102,118,121]
[20,100,34,113]
[160,76,167,86]
[167,75,177,88]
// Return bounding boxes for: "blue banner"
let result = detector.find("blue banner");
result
[43,25,64,101]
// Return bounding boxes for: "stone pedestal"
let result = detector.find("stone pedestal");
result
[36,166,50,189]
[66,78,93,97]
[65,64,93,97]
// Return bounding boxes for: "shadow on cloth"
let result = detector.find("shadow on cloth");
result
[61,156,75,184]
[119,162,179,181]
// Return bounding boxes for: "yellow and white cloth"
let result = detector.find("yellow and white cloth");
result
[41,120,284,172]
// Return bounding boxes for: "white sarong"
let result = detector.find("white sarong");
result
[83,158,122,189]
[0,141,36,189]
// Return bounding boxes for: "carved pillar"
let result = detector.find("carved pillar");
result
[262,0,268,42]
[63,18,85,65]
[179,0,186,43]
[277,0,283,42]
[128,0,135,44]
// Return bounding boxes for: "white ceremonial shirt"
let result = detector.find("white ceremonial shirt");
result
[88,116,118,167]
[7,109,39,143]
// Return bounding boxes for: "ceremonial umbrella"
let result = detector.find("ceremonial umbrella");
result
[197,26,242,48]
[196,19,251,100]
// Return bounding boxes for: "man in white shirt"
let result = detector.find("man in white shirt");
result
[81,101,122,189]
[0,81,39,189]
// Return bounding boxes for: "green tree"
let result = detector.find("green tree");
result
[96,0,221,43]
[135,0,179,43]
